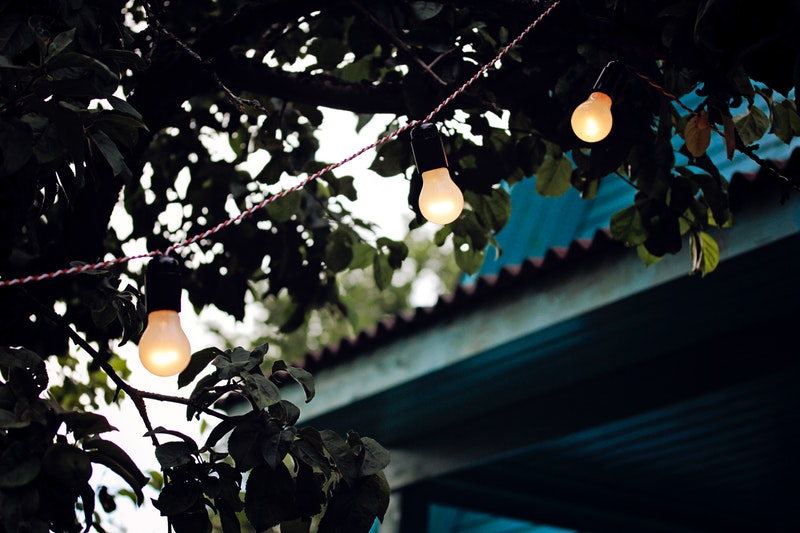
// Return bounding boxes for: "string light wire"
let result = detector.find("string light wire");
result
[0,0,562,288]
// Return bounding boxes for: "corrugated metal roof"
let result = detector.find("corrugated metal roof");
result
[301,145,799,375]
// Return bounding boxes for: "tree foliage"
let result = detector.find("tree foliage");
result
[1,0,799,531]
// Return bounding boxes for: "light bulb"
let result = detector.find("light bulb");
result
[571,91,613,142]
[138,255,191,377]
[139,310,191,376]
[410,122,464,225]
[419,167,464,225]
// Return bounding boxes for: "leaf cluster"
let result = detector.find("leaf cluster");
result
[0,347,148,533]
[144,344,390,533]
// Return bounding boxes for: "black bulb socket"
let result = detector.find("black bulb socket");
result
[591,60,625,100]
[410,122,448,174]
[145,255,182,313]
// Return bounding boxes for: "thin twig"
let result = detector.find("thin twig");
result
[138,0,269,115]
[349,0,449,87]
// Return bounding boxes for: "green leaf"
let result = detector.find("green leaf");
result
[773,99,800,144]
[244,373,282,409]
[272,360,315,402]
[325,228,355,272]
[369,139,408,177]
[178,347,224,389]
[320,430,358,485]
[373,253,393,290]
[465,188,511,232]
[453,233,485,274]
[690,230,720,276]
[356,437,391,477]
[45,28,75,60]
[348,242,375,270]
[228,416,267,470]
[733,105,770,146]
[267,191,302,222]
[610,205,648,246]
[535,154,572,197]
[317,472,390,533]
[684,111,711,158]
[244,464,295,530]
[261,426,297,470]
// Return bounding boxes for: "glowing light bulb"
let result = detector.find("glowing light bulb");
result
[138,255,191,377]
[410,122,464,225]
[139,310,191,376]
[419,167,464,225]
[571,91,613,142]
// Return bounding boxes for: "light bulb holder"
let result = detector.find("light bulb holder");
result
[144,255,182,313]
[591,60,625,99]
[410,122,448,174]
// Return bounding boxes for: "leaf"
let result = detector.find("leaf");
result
[244,464,295,531]
[0,346,42,370]
[733,105,769,146]
[78,484,95,533]
[348,242,375,270]
[410,1,444,20]
[690,230,720,277]
[356,437,390,477]
[145,426,199,447]
[154,480,202,516]
[178,347,224,389]
[89,129,130,178]
[325,228,354,273]
[228,416,267,470]
[269,400,301,426]
[452,233,485,274]
[267,191,302,222]
[46,52,118,82]
[244,373,282,409]
[261,426,297,470]
[155,441,197,469]
[722,115,736,160]
[464,188,511,232]
[610,205,648,246]
[373,253,392,290]
[535,154,572,197]
[63,412,118,439]
[83,438,148,505]
[320,430,358,486]
[201,414,249,452]
[0,442,40,488]
[684,111,711,158]
[45,28,75,60]
[0,408,29,429]
[272,360,315,403]
[773,99,800,144]
[317,473,390,533]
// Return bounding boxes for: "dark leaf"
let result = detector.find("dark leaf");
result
[178,347,224,389]
[63,411,118,439]
[317,473,390,533]
[153,480,202,516]
[271,360,315,402]
[244,373,282,409]
[244,464,295,531]
[320,430,358,486]
[78,484,95,533]
[261,426,297,470]
[83,438,148,505]
[154,441,197,469]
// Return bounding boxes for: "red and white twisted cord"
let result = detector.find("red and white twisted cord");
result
[0,0,561,288]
